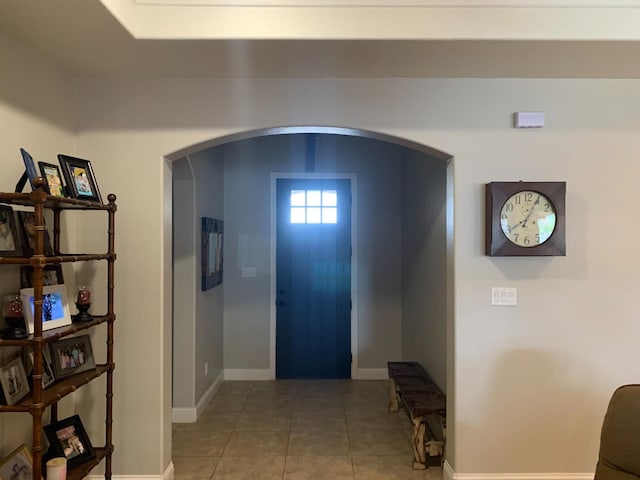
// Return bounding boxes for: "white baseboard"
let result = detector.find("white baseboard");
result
[171,371,224,423]
[352,368,388,380]
[443,461,593,480]
[87,461,174,480]
[224,368,274,380]
[222,368,387,380]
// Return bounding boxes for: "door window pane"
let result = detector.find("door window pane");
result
[289,188,340,224]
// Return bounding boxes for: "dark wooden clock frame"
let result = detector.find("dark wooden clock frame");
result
[485,181,566,256]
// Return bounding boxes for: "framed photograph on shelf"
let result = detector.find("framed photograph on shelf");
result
[201,217,223,291]
[38,161,66,198]
[23,347,56,389]
[17,211,54,257]
[58,154,102,203]
[20,284,72,335]
[0,205,21,257]
[48,334,95,380]
[19,148,39,189]
[20,265,64,289]
[44,414,96,469]
[0,357,30,406]
[0,444,32,479]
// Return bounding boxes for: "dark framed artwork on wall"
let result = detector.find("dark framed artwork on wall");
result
[201,217,223,291]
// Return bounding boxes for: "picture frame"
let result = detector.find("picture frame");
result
[38,161,66,198]
[44,414,96,469]
[201,217,224,291]
[20,284,72,335]
[0,444,32,480]
[17,211,54,257]
[20,148,39,189]
[20,264,64,289]
[48,334,95,380]
[0,205,22,257]
[23,346,56,389]
[0,357,30,406]
[58,154,102,203]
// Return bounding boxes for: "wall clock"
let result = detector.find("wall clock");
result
[485,181,566,256]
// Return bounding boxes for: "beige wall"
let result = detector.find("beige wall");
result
[3,31,640,476]
[0,30,76,455]
[74,76,640,477]
[401,150,448,390]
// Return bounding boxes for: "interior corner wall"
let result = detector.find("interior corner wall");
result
[400,149,448,390]
[190,149,225,399]
[172,158,196,408]
[0,29,76,457]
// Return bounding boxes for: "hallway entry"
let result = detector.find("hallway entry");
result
[275,178,352,379]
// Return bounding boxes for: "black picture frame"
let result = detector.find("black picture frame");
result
[20,264,64,289]
[0,205,22,257]
[17,211,54,257]
[20,148,39,189]
[23,346,56,389]
[38,161,66,198]
[48,334,95,380]
[201,217,223,291]
[58,154,102,203]
[44,414,96,469]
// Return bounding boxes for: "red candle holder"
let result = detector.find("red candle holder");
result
[74,286,92,323]
[2,294,28,339]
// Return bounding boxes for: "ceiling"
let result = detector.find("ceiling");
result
[1,0,640,78]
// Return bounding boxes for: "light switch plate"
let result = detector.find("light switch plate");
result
[491,287,517,306]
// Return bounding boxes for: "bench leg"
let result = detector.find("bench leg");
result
[411,416,427,470]
[388,378,399,413]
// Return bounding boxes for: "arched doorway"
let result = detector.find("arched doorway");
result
[168,126,453,423]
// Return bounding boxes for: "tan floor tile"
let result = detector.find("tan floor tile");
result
[223,431,289,457]
[212,456,285,479]
[287,430,350,456]
[177,411,240,432]
[235,409,292,431]
[348,430,413,456]
[172,429,232,457]
[205,395,248,412]
[353,455,429,480]
[284,456,355,480]
[173,456,219,480]
[217,381,254,396]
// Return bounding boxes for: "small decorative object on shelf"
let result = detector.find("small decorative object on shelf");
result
[74,285,92,323]
[46,457,67,480]
[2,294,28,339]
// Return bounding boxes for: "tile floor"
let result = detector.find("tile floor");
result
[172,379,444,480]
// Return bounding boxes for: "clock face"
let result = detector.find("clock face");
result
[500,190,557,247]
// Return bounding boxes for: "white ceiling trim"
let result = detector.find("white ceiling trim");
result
[102,0,640,39]
[133,0,640,6]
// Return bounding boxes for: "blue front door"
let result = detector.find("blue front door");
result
[276,178,352,379]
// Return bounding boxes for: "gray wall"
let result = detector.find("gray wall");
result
[172,150,224,409]
[221,134,406,372]
[401,149,448,390]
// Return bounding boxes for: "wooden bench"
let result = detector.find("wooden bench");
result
[387,361,446,470]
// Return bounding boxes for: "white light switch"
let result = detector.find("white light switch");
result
[513,111,544,128]
[491,287,517,306]
[241,267,256,278]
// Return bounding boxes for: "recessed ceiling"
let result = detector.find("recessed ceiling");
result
[1,0,640,78]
